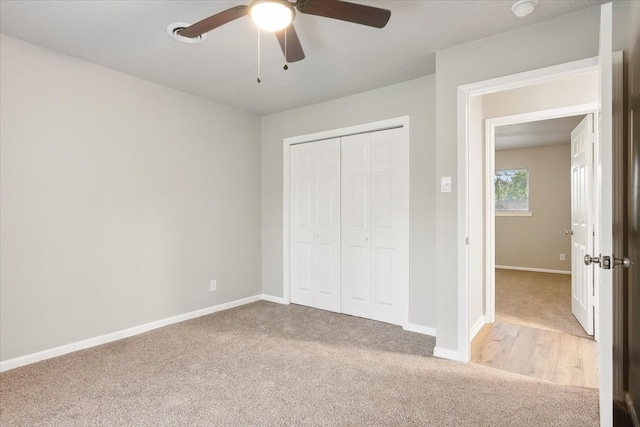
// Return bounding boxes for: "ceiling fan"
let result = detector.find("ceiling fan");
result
[176,0,392,63]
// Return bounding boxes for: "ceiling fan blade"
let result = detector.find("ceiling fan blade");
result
[178,5,248,38]
[296,0,391,28]
[275,24,305,63]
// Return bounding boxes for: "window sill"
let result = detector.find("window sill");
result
[496,211,533,217]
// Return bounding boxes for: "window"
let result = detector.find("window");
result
[494,168,530,214]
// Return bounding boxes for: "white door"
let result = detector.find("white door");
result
[341,128,409,325]
[570,114,594,336]
[596,3,613,425]
[290,139,341,312]
[340,134,371,318]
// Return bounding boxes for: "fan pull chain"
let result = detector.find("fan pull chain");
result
[257,28,262,83]
[283,27,289,71]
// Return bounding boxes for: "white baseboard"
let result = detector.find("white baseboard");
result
[0,294,263,373]
[469,315,486,340]
[496,265,571,275]
[433,346,461,362]
[404,322,436,337]
[260,294,289,305]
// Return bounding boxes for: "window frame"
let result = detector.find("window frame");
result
[494,167,532,216]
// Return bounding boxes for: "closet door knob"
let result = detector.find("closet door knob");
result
[364,236,369,241]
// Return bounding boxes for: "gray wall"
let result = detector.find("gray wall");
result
[495,144,572,272]
[3,1,639,364]
[434,2,637,353]
[0,36,262,361]
[261,75,437,329]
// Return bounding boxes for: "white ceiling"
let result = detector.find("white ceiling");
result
[495,115,586,151]
[0,0,606,115]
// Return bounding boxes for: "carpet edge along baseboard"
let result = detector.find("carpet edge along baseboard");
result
[0,294,271,372]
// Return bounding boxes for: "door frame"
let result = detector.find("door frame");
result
[457,55,599,363]
[282,116,411,327]
[458,50,624,426]
[484,105,597,328]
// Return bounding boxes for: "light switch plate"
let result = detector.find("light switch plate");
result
[441,176,452,193]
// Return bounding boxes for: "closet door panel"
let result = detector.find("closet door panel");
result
[290,144,315,306]
[370,128,409,325]
[290,139,341,312]
[373,247,394,306]
[313,139,341,312]
[291,124,408,326]
[341,134,372,318]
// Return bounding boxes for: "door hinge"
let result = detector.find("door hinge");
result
[465,236,469,245]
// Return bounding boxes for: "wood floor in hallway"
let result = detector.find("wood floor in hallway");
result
[471,269,598,389]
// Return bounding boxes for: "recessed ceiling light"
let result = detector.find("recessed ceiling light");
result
[167,22,206,44]
[511,0,538,18]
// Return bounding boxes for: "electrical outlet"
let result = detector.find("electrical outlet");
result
[210,280,217,292]
[560,253,566,261]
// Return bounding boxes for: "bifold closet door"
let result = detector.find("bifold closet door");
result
[341,128,409,325]
[290,139,341,313]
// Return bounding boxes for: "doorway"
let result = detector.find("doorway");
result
[483,110,598,333]
[458,7,624,425]
[472,113,599,389]
[458,53,624,427]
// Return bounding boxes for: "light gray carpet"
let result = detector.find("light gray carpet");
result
[496,269,589,338]
[1,301,598,426]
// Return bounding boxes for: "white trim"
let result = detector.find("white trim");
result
[433,346,461,361]
[404,323,436,337]
[495,212,533,217]
[457,84,471,363]
[284,117,407,146]
[283,141,292,305]
[485,111,496,325]
[458,55,600,364]
[260,294,290,304]
[487,104,599,126]
[496,265,571,275]
[0,295,263,372]
[469,315,486,340]
[458,57,598,99]
[283,116,411,328]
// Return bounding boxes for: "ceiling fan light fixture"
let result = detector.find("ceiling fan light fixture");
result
[249,0,295,32]
[511,0,538,18]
